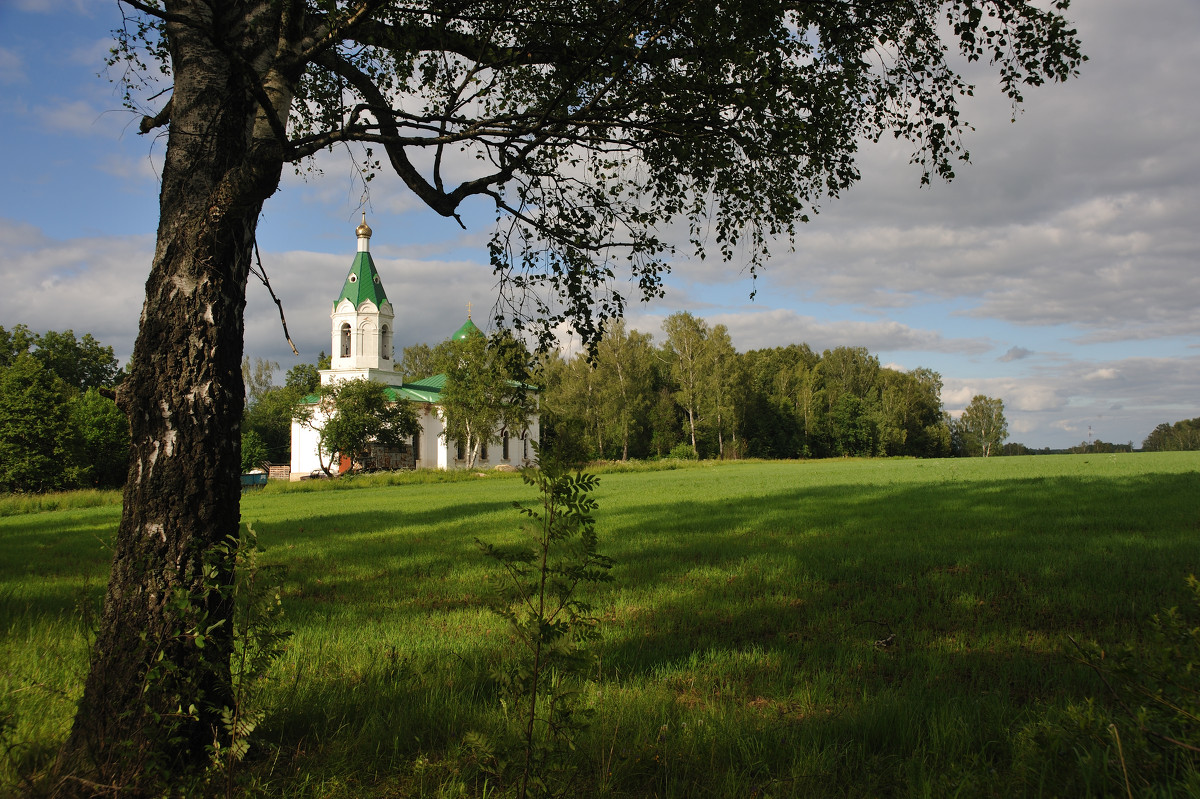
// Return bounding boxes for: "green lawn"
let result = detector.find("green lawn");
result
[3,453,1199,797]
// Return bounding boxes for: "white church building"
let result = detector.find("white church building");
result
[288,217,539,478]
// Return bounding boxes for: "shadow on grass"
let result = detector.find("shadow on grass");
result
[0,509,117,624]
[593,472,1199,675]
[5,467,1198,794]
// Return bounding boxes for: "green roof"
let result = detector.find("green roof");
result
[298,376,445,406]
[389,375,445,403]
[452,317,484,340]
[335,251,389,309]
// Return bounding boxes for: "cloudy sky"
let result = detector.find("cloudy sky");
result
[1,0,1197,449]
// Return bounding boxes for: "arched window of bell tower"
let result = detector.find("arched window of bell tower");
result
[381,325,393,360]
[340,323,352,357]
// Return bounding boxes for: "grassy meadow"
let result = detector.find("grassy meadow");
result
[2,453,1199,797]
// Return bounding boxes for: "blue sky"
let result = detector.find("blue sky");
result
[2,0,1197,449]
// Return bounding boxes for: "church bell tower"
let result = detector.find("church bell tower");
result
[323,215,396,385]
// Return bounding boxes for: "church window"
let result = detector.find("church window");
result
[412,430,420,460]
[480,441,488,461]
[348,274,357,283]
[340,323,351,357]
[523,432,528,460]
[381,324,392,360]
[502,431,509,461]
[456,440,465,461]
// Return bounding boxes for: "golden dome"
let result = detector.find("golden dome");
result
[355,213,372,239]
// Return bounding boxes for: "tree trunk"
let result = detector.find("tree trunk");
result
[55,8,286,793]
[717,409,724,459]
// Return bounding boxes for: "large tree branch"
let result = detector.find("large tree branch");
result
[121,0,192,25]
[297,0,388,64]
[311,49,529,219]
[138,96,172,133]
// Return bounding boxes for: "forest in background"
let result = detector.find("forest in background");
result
[0,324,127,492]
[532,313,953,462]
[4,319,1198,495]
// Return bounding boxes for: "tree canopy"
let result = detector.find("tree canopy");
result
[430,329,536,469]
[956,394,1008,457]
[1142,418,1200,452]
[310,379,419,474]
[0,326,129,492]
[540,315,951,462]
[115,0,1085,344]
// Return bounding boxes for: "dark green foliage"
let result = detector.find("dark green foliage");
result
[0,353,81,493]
[241,358,323,466]
[1016,577,1200,796]
[209,525,291,795]
[0,324,37,369]
[1068,439,1134,454]
[284,363,320,394]
[242,388,298,464]
[240,430,271,473]
[667,442,698,460]
[1143,418,1200,452]
[471,461,613,798]
[542,316,954,462]
[0,325,121,391]
[69,388,130,488]
[397,343,441,383]
[438,331,536,469]
[956,394,1009,457]
[33,330,122,391]
[0,327,127,493]
[828,394,875,456]
[1101,576,1200,766]
[313,380,420,475]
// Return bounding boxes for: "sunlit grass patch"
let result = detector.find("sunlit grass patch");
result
[0,488,121,517]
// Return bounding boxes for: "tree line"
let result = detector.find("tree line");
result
[0,316,1026,497]
[0,325,128,492]
[1142,417,1200,452]
[535,312,960,462]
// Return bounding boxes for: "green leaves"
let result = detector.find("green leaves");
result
[116,1,1084,349]
[957,394,1008,457]
[315,379,420,474]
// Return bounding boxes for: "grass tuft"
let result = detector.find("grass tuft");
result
[0,488,122,517]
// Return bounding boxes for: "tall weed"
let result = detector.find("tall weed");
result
[466,461,613,798]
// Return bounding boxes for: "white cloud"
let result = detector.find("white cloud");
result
[33,98,109,136]
[0,220,153,362]
[97,152,162,183]
[69,38,114,66]
[8,0,91,11]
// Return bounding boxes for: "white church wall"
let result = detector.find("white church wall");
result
[290,410,328,479]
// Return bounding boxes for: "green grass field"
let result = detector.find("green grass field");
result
[3,453,1199,797]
